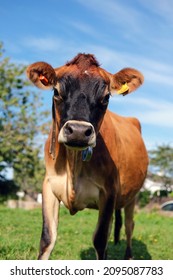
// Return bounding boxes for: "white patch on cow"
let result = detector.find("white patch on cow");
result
[84,70,90,75]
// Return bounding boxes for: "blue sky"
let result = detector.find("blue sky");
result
[1,0,173,149]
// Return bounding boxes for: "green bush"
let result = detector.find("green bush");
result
[169,192,173,198]
[137,190,151,208]
[0,179,19,202]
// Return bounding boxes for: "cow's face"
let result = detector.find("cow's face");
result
[53,72,111,149]
[27,53,144,150]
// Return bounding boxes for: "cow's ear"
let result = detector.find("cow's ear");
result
[26,62,57,89]
[110,68,144,96]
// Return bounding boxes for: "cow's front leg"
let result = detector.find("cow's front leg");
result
[93,191,115,260]
[38,178,60,260]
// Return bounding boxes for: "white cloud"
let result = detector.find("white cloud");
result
[139,0,173,25]
[66,20,96,35]
[23,37,62,52]
[76,0,144,33]
[144,70,173,87]
[139,109,173,128]
[112,96,173,128]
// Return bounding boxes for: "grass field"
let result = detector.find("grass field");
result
[0,205,173,260]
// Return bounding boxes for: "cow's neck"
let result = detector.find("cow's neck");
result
[65,149,83,214]
[66,149,82,181]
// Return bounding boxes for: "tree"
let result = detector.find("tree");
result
[0,42,50,195]
[149,144,173,193]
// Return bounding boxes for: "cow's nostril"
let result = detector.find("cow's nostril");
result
[85,127,92,137]
[65,126,73,135]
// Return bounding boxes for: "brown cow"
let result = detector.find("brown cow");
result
[27,53,148,260]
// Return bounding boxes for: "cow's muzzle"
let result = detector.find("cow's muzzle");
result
[58,120,96,150]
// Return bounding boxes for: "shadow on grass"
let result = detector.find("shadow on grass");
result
[80,239,152,260]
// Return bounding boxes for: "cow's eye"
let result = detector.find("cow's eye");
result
[53,88,63,103]
[54,88,59,97]
[101,93,111,106]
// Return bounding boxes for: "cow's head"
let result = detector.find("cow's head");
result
[27,53,143,152]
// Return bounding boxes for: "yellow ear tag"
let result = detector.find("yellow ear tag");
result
[117,83,129,95]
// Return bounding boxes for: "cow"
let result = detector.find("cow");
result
[26,53,148,260]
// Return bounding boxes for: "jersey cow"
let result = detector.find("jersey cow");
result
[27,53,148,260]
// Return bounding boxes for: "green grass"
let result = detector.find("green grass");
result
[0,205,173,260]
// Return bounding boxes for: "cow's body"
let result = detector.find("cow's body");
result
[45,110,146,212]
[27,53,148,260]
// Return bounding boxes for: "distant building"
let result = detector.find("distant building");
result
[142,178,173,195]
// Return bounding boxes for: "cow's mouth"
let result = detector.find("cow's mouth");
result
[64,141,89,151]
[64,142,93,161]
